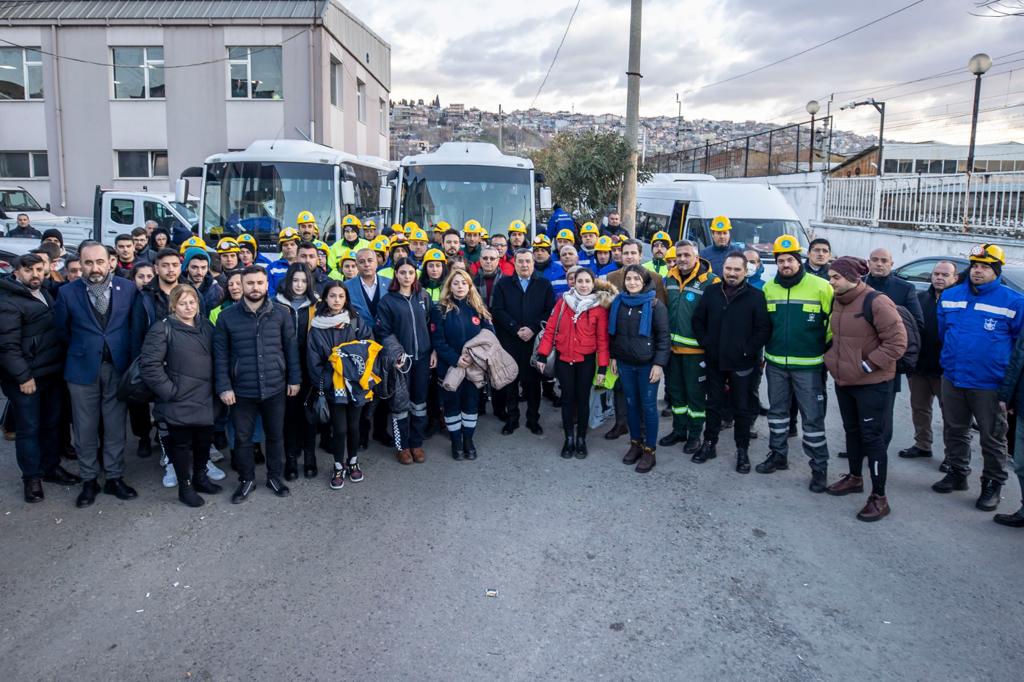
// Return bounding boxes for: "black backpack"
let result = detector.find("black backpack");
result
[862,291,921,375]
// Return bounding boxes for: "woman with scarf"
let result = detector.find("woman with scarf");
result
[430,268,495,461]
[535,268,615,459]
[149,226,172,254]
[608,265,671,473]
[307,281,374,489]
[277,262,319,480]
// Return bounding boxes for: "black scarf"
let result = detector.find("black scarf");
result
[775,269,805,289]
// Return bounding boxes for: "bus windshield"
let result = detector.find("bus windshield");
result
[202,161,335,249]
[401,164,531,231]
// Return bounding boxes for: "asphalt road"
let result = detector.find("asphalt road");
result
[1,384,1022,681]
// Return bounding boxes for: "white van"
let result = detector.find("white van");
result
[635,174,808,262]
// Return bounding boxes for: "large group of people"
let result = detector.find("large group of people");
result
[2,211,1023,528]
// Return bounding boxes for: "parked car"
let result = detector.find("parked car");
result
[894,255,1024,293]
[0,238,77,276]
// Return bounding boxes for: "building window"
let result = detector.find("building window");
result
[882,159,897,174]
[117,150,168,178]
[379,98,387,133]
[109,198,135,225]
[0,151,48,178]
[112,47,164,99]
[330,58,341,107]
[0,47,43,100]
[228,46,282,99]
[356,79,366,122]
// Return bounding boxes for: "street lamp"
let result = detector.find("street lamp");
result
[841,98,886,176]
[806,100,820,172]
[966,52,992,174]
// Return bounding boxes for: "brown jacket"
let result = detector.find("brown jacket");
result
[441,329,519,391]
[606,267,668,306]
[826,282,907,387]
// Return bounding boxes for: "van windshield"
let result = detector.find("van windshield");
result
[688,218,807,255]
[0,189,43,212]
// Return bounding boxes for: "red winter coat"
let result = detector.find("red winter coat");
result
[536,288,614,367]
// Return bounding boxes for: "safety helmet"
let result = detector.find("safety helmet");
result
[178,235,206,254]
[339,249,356,263]
[341,214,361,229]
[313,239,330,257]
[710,215,732,232]
[772,234,802,256]
[532,234,552,250]
[422,248,447,264]
[433,221,451,233]
[555,228,575,243]
[403,221,420,233]
[480,229,490,240]
[236,233,258,251]
[594,235,613,253]
[390,223,406,236]
[408,227,428,243]
[363,219,377,230]
[665,245,677,260]
[215,237,240,254]
[579,222,600,236]
[389,235,410,249]
[463,219,484,235]
[508,220,527,234]
[278,227,300,244]
[297,210,317,225]
[371,236,390,254]
[650,231,671,246]
[615,234,628,245]
[969,243,1006,265]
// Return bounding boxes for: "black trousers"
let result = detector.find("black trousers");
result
[166,424,213,483]
[284,389,316,460]
[704,365,757,448]
[329,402,361,465]
[836,380,893,496]
[128,401,152,440]
[232,392,286,481]
[505,359,542,426]
[555,354,595,435]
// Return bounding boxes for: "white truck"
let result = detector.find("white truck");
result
[0,185,198,245]
[385,142,552,236]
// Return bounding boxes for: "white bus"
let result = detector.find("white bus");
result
[388,142,551,236]
[198,139,392,250]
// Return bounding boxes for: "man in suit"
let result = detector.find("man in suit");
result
[491,249,555,435]
[54,241,139,508]
[344,248,391,323]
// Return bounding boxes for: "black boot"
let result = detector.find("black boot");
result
[755,451,788,474]
[682,435,702,455]
[463,434,477,460]
[658,431,685,447]
[809,468,828,494]
[303,451,318,479]
[284,454,299,481]
[932,471,968,493]
[192,474,222,495]
[450,431,464,460]
[994,502,1024,527]
[735,448,750,474]
[178,480,205,508]
[691,440,717,464]
[560,432,574,459]
[136,435,152,458]
[574,427,588,459]
[976,478,1002,511]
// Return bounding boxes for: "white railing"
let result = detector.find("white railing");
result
[823,171,1024,235]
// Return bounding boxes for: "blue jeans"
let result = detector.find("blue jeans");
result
[1,375,62,480]
[618,362,660,448]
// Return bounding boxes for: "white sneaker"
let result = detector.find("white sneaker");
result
[162,462,177,488]
[206,460,226,481]
[159,452,169,467]
[209,445,224,463]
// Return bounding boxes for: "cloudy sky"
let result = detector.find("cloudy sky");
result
[345,0,1024,144]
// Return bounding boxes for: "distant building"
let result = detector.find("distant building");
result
[830,141,1024,177]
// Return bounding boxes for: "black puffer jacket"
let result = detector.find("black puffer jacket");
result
[213,297,301,399]
[139,316,216,426]
[692,281,771,371]
[0,277,63,383]
[376,289,433,360]
[914,286,943,377]
[306,312,374,404]
[609,296,670,367]
[277,293,316,379]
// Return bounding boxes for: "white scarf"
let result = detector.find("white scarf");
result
[562,288,599,323]
[311,311,352,329]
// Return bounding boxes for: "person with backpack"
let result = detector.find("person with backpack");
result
[823,257,907,522]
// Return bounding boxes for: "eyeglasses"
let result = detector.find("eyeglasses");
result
[481,256,498,261]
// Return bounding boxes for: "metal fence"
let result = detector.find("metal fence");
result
[823,171,1024,235]
[646,117,834,179]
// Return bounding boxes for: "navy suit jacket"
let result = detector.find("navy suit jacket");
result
[344,275,391,326]
[54,276,136,385]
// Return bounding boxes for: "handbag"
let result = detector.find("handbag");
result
[305,378,331,425]
[533,301,567,380]
[116,322,169,403]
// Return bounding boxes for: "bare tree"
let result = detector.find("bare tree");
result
[972,1,1024,17]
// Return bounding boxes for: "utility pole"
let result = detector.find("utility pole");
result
[621,0,643,236]
[498,104,504,151]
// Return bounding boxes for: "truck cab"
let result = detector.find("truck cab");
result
[0,185,59,223]
[95,188,198,244]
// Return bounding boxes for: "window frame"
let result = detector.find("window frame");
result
[227,46,283,100]
[0,46,43,101]
[116,150,169,179]
[356,79,366,123]
[0,151,48,178]
[379,98,387,134]
[111,46,165,100]
[329,57,341,107]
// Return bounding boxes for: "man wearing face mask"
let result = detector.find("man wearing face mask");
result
[744,249,765,289]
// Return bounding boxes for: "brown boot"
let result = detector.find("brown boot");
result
[623,440,643,465]
[635,446,656,474]
[826,473,864,496]
[411,447,426,464]
[856,494,890,522]
[397,449,413,465]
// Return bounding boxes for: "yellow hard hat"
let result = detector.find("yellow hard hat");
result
[710,215,732,232]
[363,219,377,229]
[615,234,628,245]
[341,214,361,228]
[297,210,316,225]
[215,237,240,254]
[651,231,671,246]
[555,228,575,243]
[665,245,677,260]
[390,223,406,236]
[532,234,552,249]
[389,235,410,248]
[236,233,258,251]
[772,234,802,256]
[508,220,527,233]
[463,219,484,235]
[969,243,1006,265]
[580,222,600,236]
[403,221,420,232]
[433,221,452,233]
[313,239,330,257]
[594,235,613,253]
[422,248,447,264]
[278,227,300,244]
[178,236,206,254]
[371,236,390,254]
[339,248,356,263]
[481,229,490,240]
[408,227,428,242]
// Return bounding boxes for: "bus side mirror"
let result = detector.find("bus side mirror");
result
[175,178,189,205]
[341,180,356,206]
[539,186,553,211]
[378,186,392,210]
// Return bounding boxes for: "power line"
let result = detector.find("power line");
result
[678,0,926,99]
[529,0,583,110]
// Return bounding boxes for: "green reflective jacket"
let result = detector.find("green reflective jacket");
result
[762,271,834,369]
[665,258,719,353]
